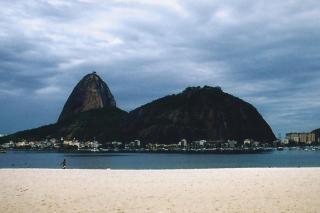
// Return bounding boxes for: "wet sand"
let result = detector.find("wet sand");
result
[0,168,319,212]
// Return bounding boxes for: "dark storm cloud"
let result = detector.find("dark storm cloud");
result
[0,0,319,136]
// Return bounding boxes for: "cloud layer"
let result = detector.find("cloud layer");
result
[1,0,320,136]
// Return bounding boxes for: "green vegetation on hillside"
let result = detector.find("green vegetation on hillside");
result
[0,107,127,144]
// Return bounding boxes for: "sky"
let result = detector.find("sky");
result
[0,0,319,137]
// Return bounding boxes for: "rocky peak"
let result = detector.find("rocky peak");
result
[182,86,222,95]
[58,72,116,122]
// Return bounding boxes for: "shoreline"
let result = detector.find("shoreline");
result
[1,166,320,170]
[3,145,318,154]
[1,168,320,212]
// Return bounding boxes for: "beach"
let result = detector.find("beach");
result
[0,168,319,213]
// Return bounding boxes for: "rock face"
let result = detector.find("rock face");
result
[58,72,116,122]
[123,86,276,144]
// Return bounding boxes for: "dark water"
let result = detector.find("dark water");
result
[0,150,320,169]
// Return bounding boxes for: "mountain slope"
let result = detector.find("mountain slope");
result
[123,86,276,144]
[1,107,127,143]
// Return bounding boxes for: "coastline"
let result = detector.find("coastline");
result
[1,168,320,212]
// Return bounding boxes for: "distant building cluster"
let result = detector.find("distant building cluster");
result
[1,137,273,153]
[2,132,319,153]
[0,138,100,151]
[284,132,318,145]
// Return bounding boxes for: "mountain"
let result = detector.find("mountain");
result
[58,72,116,122]
[0,73,276,145]
[0,72,125,143]
[122,86,276,144]
[1,107,127,143]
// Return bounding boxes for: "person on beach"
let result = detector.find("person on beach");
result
[61,159,67,169]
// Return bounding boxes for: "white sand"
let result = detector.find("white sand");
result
[0,168,319,213]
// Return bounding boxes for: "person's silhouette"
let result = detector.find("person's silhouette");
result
[61,159,67,169]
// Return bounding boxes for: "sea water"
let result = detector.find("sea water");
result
[0,150,320,169]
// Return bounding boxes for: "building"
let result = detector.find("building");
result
[134,140,141,147]
[282,138,290,145]
[178,139,188,148]
[193,140,207,148]
[198,140,207,146]
[244,139,253,146]
[111,141,123,150]
[63,139,81,149]
[227,140,237,148]
[16,141,28,148]
[286,132,316,144]
[1,141,15,149]
[126,140,140,149]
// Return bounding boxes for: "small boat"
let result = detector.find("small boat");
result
[277,147,284,151]
[0,149,6,153]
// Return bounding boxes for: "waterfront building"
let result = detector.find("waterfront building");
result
[192,140,207,148]
[16,141,28,148]
[198,140,206,146]
[127,141,136,149]
[244,139,253,146]
[63,139,80,149]
[111,141,123,150]
[178,139,188,148]
[1,142,12,149]
[282,138,290,145]
[227,140,237,148]
[146,143,156,151]
[134,140,141,147]
[286,132,316,144]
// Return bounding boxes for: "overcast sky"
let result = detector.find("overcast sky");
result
[0,0,319,136]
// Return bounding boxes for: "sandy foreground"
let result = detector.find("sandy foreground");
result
[0,168,319,213]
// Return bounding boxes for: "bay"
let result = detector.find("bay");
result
[0,150,320,169]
